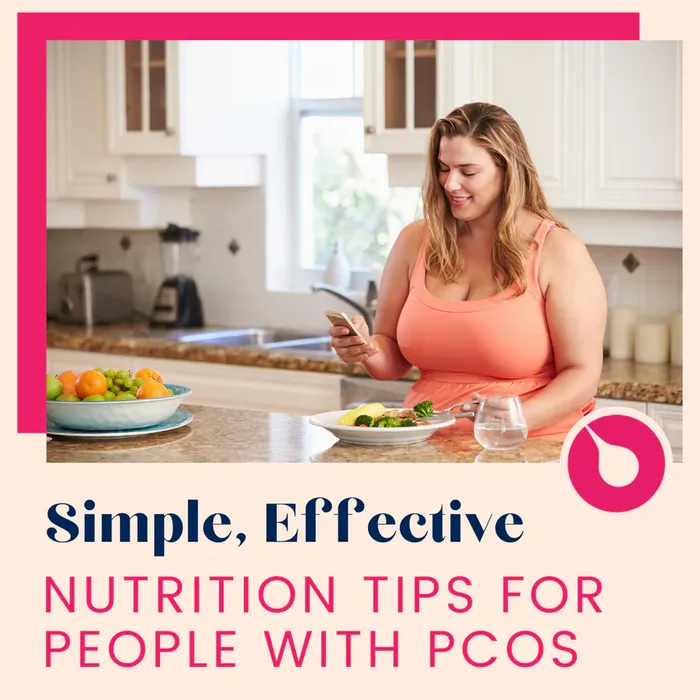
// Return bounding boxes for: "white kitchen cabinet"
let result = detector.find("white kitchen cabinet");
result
[106,40,180,156]
[46,349,343,415]
[583,41,682,211]
[363,40,450,155]
[646,403,683,463]
[106,40,292,159]
[46,42,59,200]
[472,42,585,209]
[592,397,682,462]
[365,40,682,213]
[50,41,134,200]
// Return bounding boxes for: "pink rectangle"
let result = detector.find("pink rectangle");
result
[21,12,639,433]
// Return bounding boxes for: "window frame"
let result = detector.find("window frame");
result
[289,41,368,289]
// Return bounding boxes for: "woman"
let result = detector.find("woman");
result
[329,102,606,441]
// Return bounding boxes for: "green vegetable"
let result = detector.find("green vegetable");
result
[374,416,403,428]
[413,400,434,418]
[400,418,418,427]
[354,415,374,427]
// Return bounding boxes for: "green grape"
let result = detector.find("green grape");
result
[129,385,139,395]
[104,391,116,401]
[105,369,116,379]
[106,377,113,389]
[123,378,133,388]
[116,369,129,380]
[94,367,107,375]
[133,377,145,388]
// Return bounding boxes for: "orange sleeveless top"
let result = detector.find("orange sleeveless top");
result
[396,218,595,441]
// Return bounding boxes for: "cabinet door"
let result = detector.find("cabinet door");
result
[646,403,683,463]
[53,41,125,199]
[481,41,584,209]
[363,40,444,155]
[46,42,58,200]
[107,40,180,155]
[584,41,682,211]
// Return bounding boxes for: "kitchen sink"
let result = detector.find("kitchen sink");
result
[265,338,333,353]
[172,328,323,347]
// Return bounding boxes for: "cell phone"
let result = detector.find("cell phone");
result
[325,309,367,344]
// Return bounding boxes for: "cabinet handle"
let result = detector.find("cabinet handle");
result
[106,173,117,183]
[165,127,176,137]
[365,125,376,135]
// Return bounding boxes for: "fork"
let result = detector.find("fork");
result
[422,399,480,422]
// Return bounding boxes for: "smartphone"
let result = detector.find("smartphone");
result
[325,309,368,344]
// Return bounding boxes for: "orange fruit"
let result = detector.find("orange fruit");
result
[136,379,170,400]
[56,370,79,395]
[75,370,108,399]
[135,368,163,384]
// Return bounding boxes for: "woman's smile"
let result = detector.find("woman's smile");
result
[448,194,473,207]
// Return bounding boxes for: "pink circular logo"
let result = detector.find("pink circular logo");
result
[562,408,670,513]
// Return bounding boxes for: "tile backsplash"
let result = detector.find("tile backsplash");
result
[47,217,683,337]
[587,245,682,321]
[47,228,164,318]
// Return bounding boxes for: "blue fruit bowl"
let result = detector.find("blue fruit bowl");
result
[46,384,192,431]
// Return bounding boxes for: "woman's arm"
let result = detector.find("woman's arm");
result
[520,228,607,431]
[328,221,424,380]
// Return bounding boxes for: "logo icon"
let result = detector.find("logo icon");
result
[561,407,671,513]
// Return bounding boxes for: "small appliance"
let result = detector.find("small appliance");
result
[150,223,204,329]
[57,255,134,326]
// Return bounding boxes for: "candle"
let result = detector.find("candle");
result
[609,308,638,360]
[670,312,682,366]
[634,323,670,364]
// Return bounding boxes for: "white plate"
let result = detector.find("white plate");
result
[47,409,193,440]
[308,410,455,446]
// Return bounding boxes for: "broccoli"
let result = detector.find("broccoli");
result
[400,418,418,427]
[354,415,374,427]
[413,400,434,418]
[374,416,403,428]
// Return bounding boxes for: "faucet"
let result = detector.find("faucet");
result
[311,283,376,335]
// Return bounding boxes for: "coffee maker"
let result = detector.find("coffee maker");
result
[150,223,204,329]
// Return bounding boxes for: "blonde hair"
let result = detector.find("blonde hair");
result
[422,102,566,295]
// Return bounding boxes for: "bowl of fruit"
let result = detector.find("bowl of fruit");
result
[46,366,192,431]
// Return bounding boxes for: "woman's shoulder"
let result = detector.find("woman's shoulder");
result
[399,218,428,243]
[389,219,428,280]
[538,222,598,292]
[392,219,427,258]
[541,224,589,261]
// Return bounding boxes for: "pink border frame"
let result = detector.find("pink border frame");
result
[21,12,640,433]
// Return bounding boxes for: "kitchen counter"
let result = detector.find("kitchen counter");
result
[46,404,563,464]
[47,322,682,405]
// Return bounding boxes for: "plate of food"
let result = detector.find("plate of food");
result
[309,401,455,446]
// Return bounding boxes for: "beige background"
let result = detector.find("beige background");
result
[2,1,699,697]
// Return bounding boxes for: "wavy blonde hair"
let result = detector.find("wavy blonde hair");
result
[422,102,566,295]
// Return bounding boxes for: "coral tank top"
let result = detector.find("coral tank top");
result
[396,218,595,441]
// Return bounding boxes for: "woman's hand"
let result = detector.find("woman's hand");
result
[466,392,515,423]
[328,316,380,365]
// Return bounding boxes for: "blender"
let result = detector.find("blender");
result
[150,223,205,328]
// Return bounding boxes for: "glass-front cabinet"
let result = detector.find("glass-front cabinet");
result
[363,40,446,155]
[107,40,180,155]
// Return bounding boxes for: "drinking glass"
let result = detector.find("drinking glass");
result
[473,395,528,451]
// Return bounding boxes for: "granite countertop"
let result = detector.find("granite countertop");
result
[47,322,682,405]
[46,404,563,464]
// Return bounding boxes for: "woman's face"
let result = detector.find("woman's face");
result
[437,135,504,222]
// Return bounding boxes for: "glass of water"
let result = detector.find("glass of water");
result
[473,395,528,451]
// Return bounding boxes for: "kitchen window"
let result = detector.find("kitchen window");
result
[291,41,422,281]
